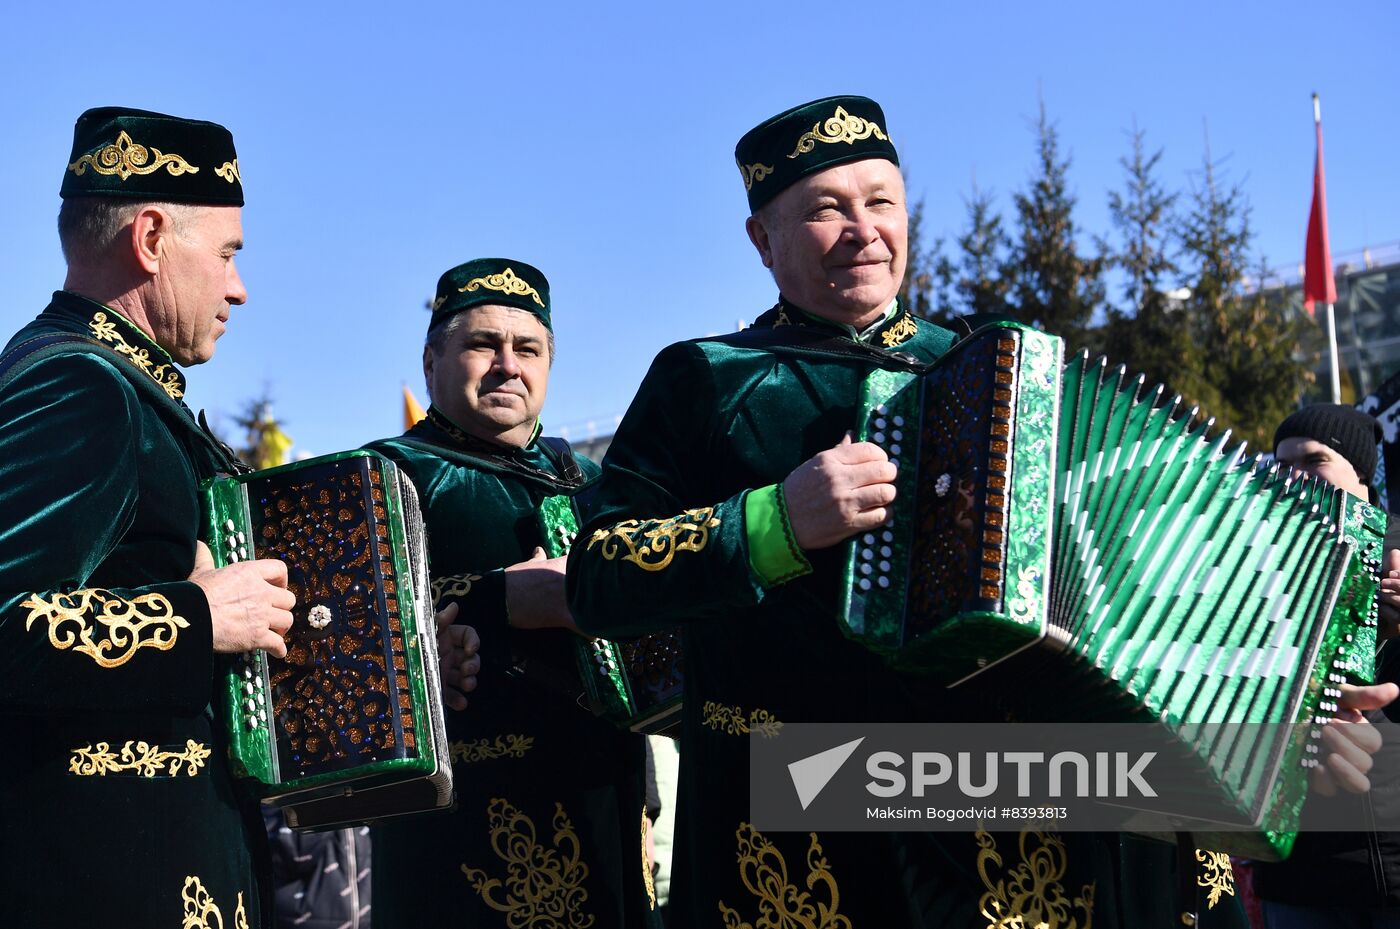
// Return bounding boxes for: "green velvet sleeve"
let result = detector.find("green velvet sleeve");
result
[0,353,213,714]
[566,343,764,637]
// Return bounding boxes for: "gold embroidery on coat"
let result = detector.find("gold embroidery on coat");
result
[772,306,792,328]
[69,131,200,181]
[786,106,889,160]
[1195,849,1235,910]
[88,312,185,399]
[70,739,211,777]
[701,701,783,738]
[642,808,657,910]
[181,875,249,929]
[976,830,1094,929]
[586,507,721,573]
[214,159,241,183]
[22,588,188,669]
[738,161,775,190]
[879,314,919,348]
[459,267,546,308]
[461,798,595,927]
[432,573,483,604]
[717,823,850,929]
[450,735,534,763]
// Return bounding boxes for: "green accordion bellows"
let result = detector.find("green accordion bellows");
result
[841,322,1385,860]
[204,450,452,830]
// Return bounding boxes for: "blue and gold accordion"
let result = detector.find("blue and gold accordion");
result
[203,450,452,830]
[842,322,1385,858]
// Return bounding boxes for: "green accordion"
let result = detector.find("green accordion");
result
[538,495,683,736]
[842,322,1385,858]
[204,450,452,830]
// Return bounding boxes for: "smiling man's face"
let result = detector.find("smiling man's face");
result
[746,157,907,331]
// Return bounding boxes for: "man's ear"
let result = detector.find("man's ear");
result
[422,343,435,386]
[745,213,774,269]
[128,206,172,275]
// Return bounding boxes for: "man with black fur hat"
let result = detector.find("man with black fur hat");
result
[0,108,296,926]
[364,258,659,928]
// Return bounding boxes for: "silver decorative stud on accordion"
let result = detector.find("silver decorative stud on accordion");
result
[842,321,1385,858]
[203,450,452,830]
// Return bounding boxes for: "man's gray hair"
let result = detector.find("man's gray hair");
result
[423,310,555,402]
[57,198,195,265]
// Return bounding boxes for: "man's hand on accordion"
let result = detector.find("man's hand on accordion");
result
[189,540,296,658]
[783,433,898,550]
[1311,681,1400,796]
[504,547,579,632]
[435,602,481,712]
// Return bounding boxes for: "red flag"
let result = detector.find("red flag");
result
[1303,94,1336,316]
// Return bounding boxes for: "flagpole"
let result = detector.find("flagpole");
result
[1326,301,1341,402]
[1311,93,1343,402]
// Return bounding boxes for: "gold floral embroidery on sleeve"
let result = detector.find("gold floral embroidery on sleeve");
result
[701,701,783,738]
[459,267,546,308]
[718,823,850,929]
[87,312,185,400]
[976,830,1094,929]
[786,105,889,160]
[181,875,249,929]
[879,314,919,348]
[69,131,200,182]
[22,588,189,669]
[586,507,721,572]
[70,739,210,777]
[461,798,595,928]
[1195,849,1235,910]
[432,573,483,604]
[450,735,534,763]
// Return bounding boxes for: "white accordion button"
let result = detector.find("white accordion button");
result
[860,548,874,561]
[307,604,333,630]
[892,416,904,427]
[877,576,891,589]
[228,551,240,563]
[882,530,894,543]
[889,444,902,456]
[858,578,872,591]
[892,430,903,441]
[873,432,886,444]
[224,519,236,532]
[862,533,876,546]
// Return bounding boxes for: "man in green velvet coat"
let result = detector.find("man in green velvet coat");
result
[364,258,659,928]
[565,95,1259,928]
[0,108,296,927]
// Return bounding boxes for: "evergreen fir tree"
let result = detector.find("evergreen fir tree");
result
[900,186,958,323]
[955,183,1014,318]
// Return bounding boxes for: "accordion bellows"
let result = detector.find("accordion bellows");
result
[842,322,1385,858]
[204,450,451,830]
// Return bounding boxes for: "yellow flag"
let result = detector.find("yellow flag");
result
[250,420,294,470]
[403,384,427,430]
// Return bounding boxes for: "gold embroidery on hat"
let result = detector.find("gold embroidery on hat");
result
[787,106,889,160]
[182,875,250,929]
[429,294,448,312]
[23,588,188,669]
[738,161,775,190]
[459,267,545,308]
[69,739,211,777]
[68,131,199,182]
[214,159,240,183]
[88,312,184,399]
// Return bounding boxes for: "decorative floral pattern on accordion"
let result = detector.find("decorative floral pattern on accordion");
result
[1194,849,1235,910]
[701,701,783,738]
[717,823,851,929]
[586,507,721,572]
[181,875,249,929]
[461,798,595,928]
[450,735,534,764]
[975,830,1094,929]
[87,311,186,399]
[69,739,211,777]
[22,588,187,668]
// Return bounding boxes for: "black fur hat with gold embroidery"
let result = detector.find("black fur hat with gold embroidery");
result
[429,258,552,332]
[735,95,899,212]
[60,106,243,206]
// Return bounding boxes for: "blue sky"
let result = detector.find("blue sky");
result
[3,1,1397,456]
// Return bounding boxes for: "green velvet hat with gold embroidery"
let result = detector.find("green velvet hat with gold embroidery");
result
[60,106,243,206]
[735,95,898,212]
[428,258,552,331]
